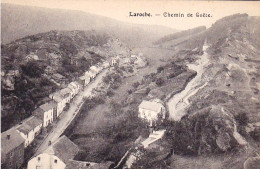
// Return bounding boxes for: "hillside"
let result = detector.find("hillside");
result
[129,14,260,169]
[1,30,130,132]
[1,3,178,47]
[153,26,206,50]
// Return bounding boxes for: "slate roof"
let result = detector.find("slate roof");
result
[52,73,65,80]
[44,135,80,164]
[66,160,114,169]
[60,88,72,96]
[39,101,57,112]
[1,128,25,155]
[16,116,42,134]
[139,100,163,112]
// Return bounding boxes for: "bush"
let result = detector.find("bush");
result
[106,90,114,97]
[132,82,140,88]
[21,61,44,78]
[155,78,165,86]
[127,89,132,94]
[145,87,151,95]
[235,112,249,126]
[157,66,164,73]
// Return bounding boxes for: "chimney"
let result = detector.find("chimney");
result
[7,134,10,140]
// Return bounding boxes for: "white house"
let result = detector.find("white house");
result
[103,61,110,68]
[27,136,80,169]
[138,100,166,126]
[67,81,80,98]
[60,88,73,102]
[25,53,39,62]
[111,56,120,66]
[27,153,66,169]
[89,66,100,74]
[33,101,57,127]
[16,116,42,148]
[79,75,91,87]
[85,69,97,79]
[49,91,70,118]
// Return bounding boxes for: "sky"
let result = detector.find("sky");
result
[2,0,260,30]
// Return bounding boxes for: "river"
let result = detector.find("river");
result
[167,44,210,121]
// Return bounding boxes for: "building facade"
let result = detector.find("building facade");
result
[138,100,166,126]
[16,116,43,147]
[1,128,25,169]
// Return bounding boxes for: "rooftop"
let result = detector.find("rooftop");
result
[16,116,42,134]
[139,100,164,112]
[52,73,65,80]
[60,88,72,96]
[1,128,25,155]
[44,135,80,164]
[66,160,113,169]
[39,101,57,112]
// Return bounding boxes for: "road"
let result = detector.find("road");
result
[36,69,108,154]
[167,44,210,121]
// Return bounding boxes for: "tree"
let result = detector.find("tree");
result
[157,66,164,73]
[235,112,249,126]
[21,61,44,78]
[155,78,165,86]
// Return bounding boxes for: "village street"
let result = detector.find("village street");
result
[35,69,108,154]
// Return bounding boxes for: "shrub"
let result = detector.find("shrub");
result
[132,82,140,88]
[235,112,249,126]
[157,66,164,73]
[106,90,114,97]
[21,61,44,78]
[155,78,165,86]
[127,89,132,94]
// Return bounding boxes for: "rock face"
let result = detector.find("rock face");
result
[165,15,260,159]
[1,70,20,91]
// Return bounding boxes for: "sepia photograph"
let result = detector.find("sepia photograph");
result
[1,0,260,169]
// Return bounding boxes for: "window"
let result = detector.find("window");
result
[54,159,58,163]
[38,157,41,161]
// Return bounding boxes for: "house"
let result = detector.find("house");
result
[89,65,100,74]
[25,53,39,62]
[66,160,114,169]
[1,128,25,169]
[111,56,120,66]
[67,81,81,98]
[33,101,57,127]
[60,87,73,102]
[16,116,43,148]
[138,100,166,126]
[85,69,97,79]
[28,136,80,169]
[52,73,66,84]
[27,153,66,169]
[78,74,91,87]
[49,90,70,117]
[103,61,110,68]
[44,66,56,74]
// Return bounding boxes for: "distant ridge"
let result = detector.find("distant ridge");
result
[1,3,178,46]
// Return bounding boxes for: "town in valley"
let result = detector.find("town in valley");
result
[1,2,260,169]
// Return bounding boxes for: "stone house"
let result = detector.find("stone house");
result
[27,136,80,169]
[138,100,166,126]
[33,101,57,127]
[16,116,43,148]
[67,81,81,98]
[49,91,70,118]
[1,128,25,169]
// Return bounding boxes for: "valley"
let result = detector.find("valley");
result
[1,4,260,169]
